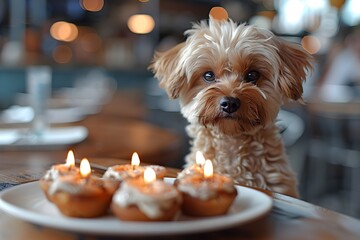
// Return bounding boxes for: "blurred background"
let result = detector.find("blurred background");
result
[0,0,359,218]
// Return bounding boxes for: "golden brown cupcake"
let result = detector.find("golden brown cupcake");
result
[103,164,143,183]
[103,164,166,185]
[49,175,117,218]
[40,164,80,201]
[111,168,181,221]
[39,150,80,201]
[175,160,237,217]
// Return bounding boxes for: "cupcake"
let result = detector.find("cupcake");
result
[111,168,181,221]
[48,159,118,218]
[103,152,166,185]
[176,150,207,180]
[103,164,144,183]
[39,150,80,201]
[175,160,237,217]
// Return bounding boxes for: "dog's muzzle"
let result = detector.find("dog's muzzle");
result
[220,97,241,114]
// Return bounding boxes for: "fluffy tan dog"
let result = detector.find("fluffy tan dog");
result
[149,17,312,197]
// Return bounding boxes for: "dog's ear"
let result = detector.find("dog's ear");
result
[148,43,186,99]
[275,38,313,101]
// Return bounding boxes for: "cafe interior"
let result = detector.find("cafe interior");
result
[0,0,359,236]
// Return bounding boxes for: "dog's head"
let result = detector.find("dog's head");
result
[149,18,313,135]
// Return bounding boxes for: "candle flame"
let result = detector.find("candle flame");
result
[65,150,75,167]
[196,151,205,167]
[144,167,156,184]
[80,158,91,177]
[204,160,213,178]
[131,152,140,167]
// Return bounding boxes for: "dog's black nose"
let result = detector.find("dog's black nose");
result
[220,97,240,114]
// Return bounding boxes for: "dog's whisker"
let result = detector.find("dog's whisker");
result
[258,89,267,100]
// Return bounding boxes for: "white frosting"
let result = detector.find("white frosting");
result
[176,173,236,200]
[147,165,166,176]
[112,180,181,219]
[42,164,79,181]
[176,165,202,180]
[103,165,166,181]
[103,165,143,181]
[48,175,107,195]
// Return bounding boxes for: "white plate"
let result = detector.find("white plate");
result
[0,179,273,236]
[0,106,86,124]
[0,126,88,149]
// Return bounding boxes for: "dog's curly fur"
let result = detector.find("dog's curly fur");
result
[149,17,313,197]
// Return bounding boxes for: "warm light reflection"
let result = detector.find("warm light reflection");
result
[144,167,156,184]
[196,151,206,167]
[81,0,104,12]
[209,6,229,21]
[80,158,91,177]
[127,14,155,34]
[52,45,72,64]
[330,0,345,9]
[65,150,75,167]
[131,152,140,167]
[204,160,214,179]
[301,35,321,54]
[50,21,78,42]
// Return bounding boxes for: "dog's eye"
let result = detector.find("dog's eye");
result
[203,71,216,82]
[244,71,260,84]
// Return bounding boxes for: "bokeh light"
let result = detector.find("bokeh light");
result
[329,0,346,9]
[301,35,321,54]
[80,0,104,12]
[127,14,155,34]
[50,21,78,42]
[280,0,306,34]
[209,7,228,21]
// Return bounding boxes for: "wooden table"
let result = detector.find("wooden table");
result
[1,157,360,240]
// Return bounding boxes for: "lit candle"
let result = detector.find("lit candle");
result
[144,167,156,184]
[41,150,80,181]
[46,156,118,218]
[111,167,181,221]
[131,152,140,170]
[80,158,91,178]
[175,158,237,217]
[40,150,80,201]
[103,152,144,182]
[103,152,166,182]
[65,150,75,167]
[176,151,206,180]
[203,160,213,179]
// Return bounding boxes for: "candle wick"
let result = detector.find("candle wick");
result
[205,175,213,183]
[82,173,90,183]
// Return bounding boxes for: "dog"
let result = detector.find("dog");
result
[149,17,312,197]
